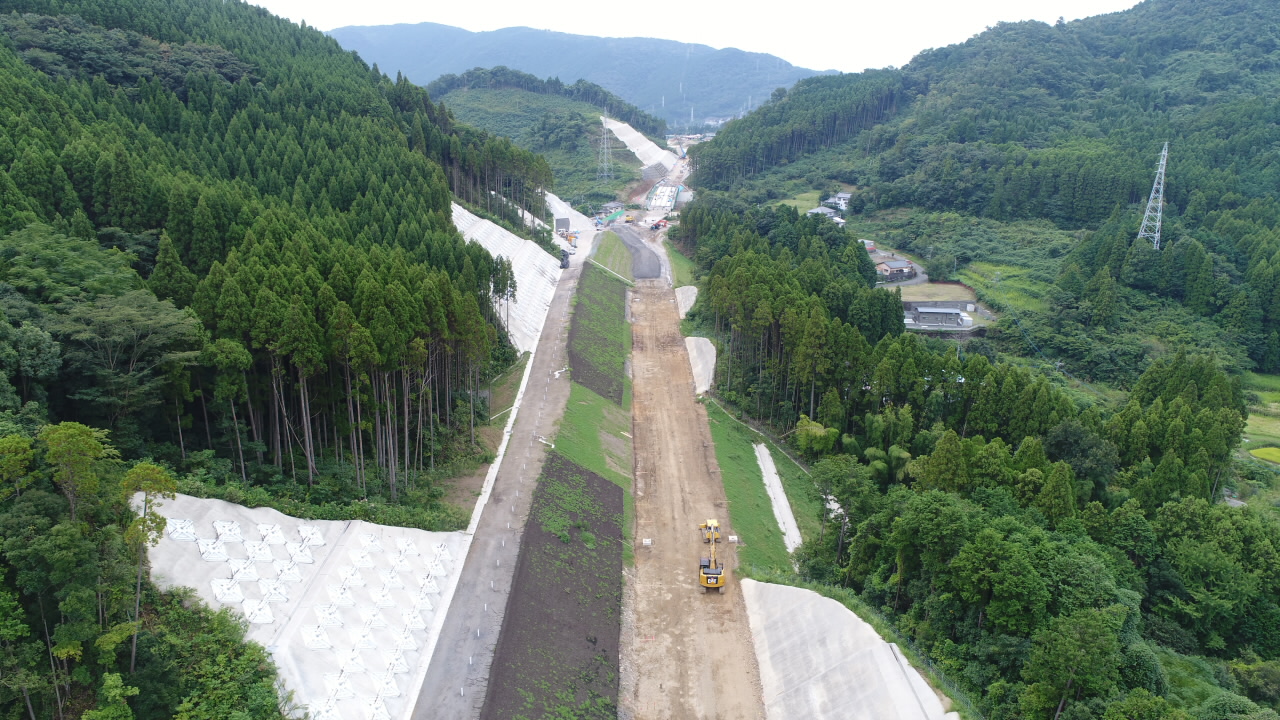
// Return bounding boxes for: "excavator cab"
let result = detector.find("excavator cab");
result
[699,545,724,593]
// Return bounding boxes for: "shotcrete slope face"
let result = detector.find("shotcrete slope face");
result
[602,117,678,173]
[452,203,562,353]
[143,493,470,720]
[675,286,697,318]
[545,191,593,234]
[685,336,715,395]
[741,579,958,720]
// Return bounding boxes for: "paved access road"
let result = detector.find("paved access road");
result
[411,261,582,719]
[612,224,662,279]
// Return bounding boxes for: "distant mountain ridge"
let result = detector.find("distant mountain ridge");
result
[327,22,830,127]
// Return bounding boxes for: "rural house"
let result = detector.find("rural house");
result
[824,192,853,210]
[876,259,916,281]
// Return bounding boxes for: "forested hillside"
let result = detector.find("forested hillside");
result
[328,21,827,127]
[427,67,652,207]
[0,0,551,716]
[675,0,1280,718]
[427,66,666,139]
[689,0,1280,378]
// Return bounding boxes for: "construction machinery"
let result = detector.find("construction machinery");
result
[699,519,725,593]
[624,214,634,224]
[701,518,720,543]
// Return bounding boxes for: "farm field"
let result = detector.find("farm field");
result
[775,190,821,212]
[1252,447,1280,464]
[1244,372,1280,449]
[958,261,1052,314]
[897,282,979,303]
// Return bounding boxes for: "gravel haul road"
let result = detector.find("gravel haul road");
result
[621,278,765,719]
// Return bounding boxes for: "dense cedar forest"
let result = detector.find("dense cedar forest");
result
[674,0,1280,718]
[426,66,667,140]
[0,0,552,716]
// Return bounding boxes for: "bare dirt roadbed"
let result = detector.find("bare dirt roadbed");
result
[622,279,765,720]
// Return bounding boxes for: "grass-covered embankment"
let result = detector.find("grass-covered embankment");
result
[592,231,635,283]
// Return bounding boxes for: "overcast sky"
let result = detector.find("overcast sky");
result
[249,0,1140,73]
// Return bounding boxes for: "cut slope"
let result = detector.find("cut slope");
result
[741,579,955,720]
[452,203,561,353]
[146,494,470,720]
[604,117,678,173]
[436,87,642,204]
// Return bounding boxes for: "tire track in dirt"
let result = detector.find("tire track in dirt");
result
[621,279,765,720]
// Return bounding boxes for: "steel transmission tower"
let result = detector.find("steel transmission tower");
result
[597,117,613,183]
[1137,142,1169,249]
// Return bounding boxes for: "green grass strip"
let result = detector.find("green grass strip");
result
[555,381,634,564]
[705,398,823,545]
[665,240,697,287]
[704,399,791,571]
[569,263,632,405]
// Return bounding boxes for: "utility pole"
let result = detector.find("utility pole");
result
[1137,142,1169,250]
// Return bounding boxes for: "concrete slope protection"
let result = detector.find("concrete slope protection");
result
[603,117,678,173]
[685,337,716,395]
[412,258,584,719]
[741,580,958,720]
[676,286,697,318]
[144,493,470,720]
[753,444,802,553]
[451,203,561,353]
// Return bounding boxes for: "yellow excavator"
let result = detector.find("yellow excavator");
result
[699,519,725,593]
[701,519,720,543]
